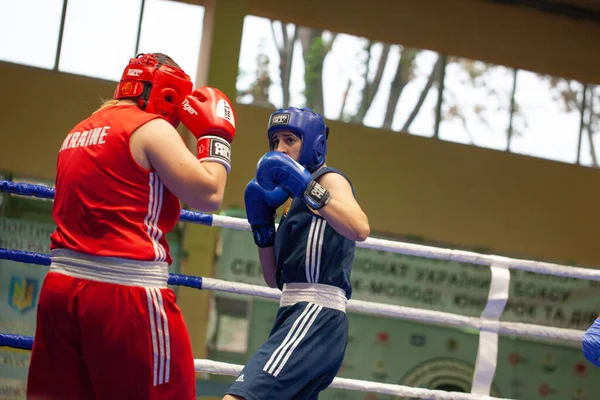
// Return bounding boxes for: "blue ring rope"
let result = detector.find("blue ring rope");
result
[0,333,33,350]
[0,179,225,350]
[0,180,214,226]
[0,247,205,289]
[0,247,207,350]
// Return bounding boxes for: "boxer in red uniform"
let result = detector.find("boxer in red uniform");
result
[26,53,236,400]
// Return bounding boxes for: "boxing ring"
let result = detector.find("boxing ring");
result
[0,179,596,400]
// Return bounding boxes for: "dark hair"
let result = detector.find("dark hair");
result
[150,53,182,69]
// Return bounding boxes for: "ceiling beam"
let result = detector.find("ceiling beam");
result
[486,0,600,23]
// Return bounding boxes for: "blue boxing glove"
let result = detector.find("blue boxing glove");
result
[256,151,332,210]
[245,178,289,248]
[582,318,600,366]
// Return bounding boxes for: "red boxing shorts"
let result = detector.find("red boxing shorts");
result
[27,270,195,400]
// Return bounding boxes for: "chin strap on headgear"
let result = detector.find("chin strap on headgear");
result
[113,53,193,128]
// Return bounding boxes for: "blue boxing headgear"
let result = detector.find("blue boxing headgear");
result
[267,107,329,172]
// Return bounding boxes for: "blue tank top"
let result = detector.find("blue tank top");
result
[274,167,356,299]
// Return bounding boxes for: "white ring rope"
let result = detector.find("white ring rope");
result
[201,278,584,342]
[212,214,254,232]
[193,359,512,400]
[211,215,600,281]
[205,210,593,399]
[1,182,591,399]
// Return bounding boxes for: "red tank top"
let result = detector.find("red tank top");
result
[50,105,181,264]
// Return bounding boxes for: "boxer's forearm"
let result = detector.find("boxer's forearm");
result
[318,199,370,242]
[258,247,278,288]
[315,172,370,242]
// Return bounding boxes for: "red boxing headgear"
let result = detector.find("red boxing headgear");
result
[113,53,193,127]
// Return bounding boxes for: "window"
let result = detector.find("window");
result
[579,84,600,167]
[58,0,142,81]
[237,16,295,109]
[439,58,514,150]
[57,0,204,82]
[510,71,582,164]
[237,16,440,137]
[237,15,595,168]
[137,0,204,80]
[0,0,65,69]
[0,0,204,82]
[385,48,440,137]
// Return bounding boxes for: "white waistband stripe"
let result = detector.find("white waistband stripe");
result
[49,249,168,287]
[280,283,347,313]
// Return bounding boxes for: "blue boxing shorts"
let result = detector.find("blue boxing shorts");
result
[227,284,348,400]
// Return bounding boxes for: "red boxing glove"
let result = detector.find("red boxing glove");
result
[178,87,236,173]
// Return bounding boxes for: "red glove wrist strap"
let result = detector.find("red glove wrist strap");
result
[197,136,232,173]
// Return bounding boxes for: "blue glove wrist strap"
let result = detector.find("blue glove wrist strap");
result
[251,224,276,248]
[303,180,331,210]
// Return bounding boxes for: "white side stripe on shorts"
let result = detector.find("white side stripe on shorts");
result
[263,305,316,374]
[274,304,322,377]
[262,303,323,377]
[145,288,159,386]
[305,217,327,283]
[145,287,171,385]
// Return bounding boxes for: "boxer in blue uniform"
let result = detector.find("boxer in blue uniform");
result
[224,107,370,400]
